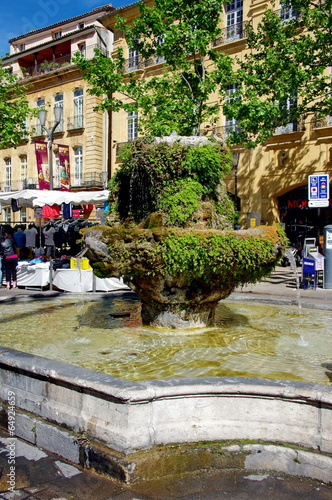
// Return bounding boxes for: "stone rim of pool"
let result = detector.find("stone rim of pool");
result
[0,339,331,486]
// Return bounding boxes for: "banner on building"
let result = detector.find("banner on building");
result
[35,141,49,190]
[57,145,70,191]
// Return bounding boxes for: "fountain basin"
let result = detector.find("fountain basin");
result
[0,346,332,485]
[84,225,284,328]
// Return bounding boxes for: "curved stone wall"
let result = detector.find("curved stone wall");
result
[0,346,331,484]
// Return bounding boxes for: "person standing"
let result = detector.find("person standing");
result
[43,223,56,257]
[0,233,19,289]
[12,226,26,259]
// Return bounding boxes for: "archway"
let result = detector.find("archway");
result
[278,185,332,249]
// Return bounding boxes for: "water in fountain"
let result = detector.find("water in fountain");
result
[1,294,331,384]
[284,248,309,346]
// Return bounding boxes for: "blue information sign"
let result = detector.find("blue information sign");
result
[308,174,329,207]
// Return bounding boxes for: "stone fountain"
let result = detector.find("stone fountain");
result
[83,134,285,328]
[0,137,331,488]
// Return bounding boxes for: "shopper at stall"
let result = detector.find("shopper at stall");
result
[43,223,56,257]
[0,233,18,289]
[13,226,26,259]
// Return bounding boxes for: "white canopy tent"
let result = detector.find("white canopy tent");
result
[0,189,109,208]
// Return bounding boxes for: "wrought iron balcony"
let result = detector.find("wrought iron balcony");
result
[313,114,332,129]
[31,123,45,138]
[213,22,249,47]
[23,54,71,77]
[81,172,103,188]
[67,115,84,130]
[199,125,242,141]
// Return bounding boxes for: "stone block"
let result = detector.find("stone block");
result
[15,412,37,444]
[36,420,80,464]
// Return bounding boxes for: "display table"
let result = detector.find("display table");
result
[17,263,50,289]
[52,269,130,293]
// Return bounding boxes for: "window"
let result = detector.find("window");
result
[73,147,83,186]
[20,207,27,223]
[78,22,85,29]
[127,111,138,141]
[78,43,86,57]
[225,0,243,42]
[155,35,165,64]
[225,84,241,136]
[73,88,84,128]
[21,117,28,139]
[4,208,11,223]
[54,155,61,189]
[5,158,11,191]
[128,47,139,71]
[276,95,297,134]
[35,98,45,136]
[280,1,299,22]
[36,98,45,108]
[20,43,25,52]
[54,31,62,39]
[20,155,27,189]
[54,93,64,132]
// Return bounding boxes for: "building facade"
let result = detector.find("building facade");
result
[0,4,114,224]
[98,0,332,246]
[1,0,331,246]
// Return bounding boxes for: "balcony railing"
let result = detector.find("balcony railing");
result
[81,172,103,188]
[276,7,300,23]
[0,179,38,192]
[275,121,297,135]
[199,125,242,141]
[313,114,332,129]
[23,54,71,77]
[213,22,249,47]
[67,115,84,130]
[31,123,45,137]
[49,119,64,133]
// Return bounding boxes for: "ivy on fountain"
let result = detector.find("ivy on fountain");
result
[110,138,234,228]
[84,137,287,327]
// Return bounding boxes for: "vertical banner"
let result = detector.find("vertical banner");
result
[35,141,49,190]
[57,145,71,191]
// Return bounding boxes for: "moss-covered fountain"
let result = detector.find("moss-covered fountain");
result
[1,136,332,489]
[84,134,285,328]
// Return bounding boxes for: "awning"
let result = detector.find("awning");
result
[0,189,109,208]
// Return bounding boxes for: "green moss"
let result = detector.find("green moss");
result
[109,139,233,227]
[99,225,283,287]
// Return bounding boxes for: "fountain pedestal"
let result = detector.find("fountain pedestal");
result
[83,225,283,328]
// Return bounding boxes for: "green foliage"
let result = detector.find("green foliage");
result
[98,225,283,287]
[161,231,278,285]
[156,179,203,226]
[181,144,232,196]
[74,0,233,135]
[225,0,332,146]
[110,139,233,227]
[0,65,35,149]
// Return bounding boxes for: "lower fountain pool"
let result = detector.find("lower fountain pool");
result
[1,293,331,385]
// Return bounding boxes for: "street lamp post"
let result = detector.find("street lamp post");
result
[38,106,63,190]
[232,152,241,230]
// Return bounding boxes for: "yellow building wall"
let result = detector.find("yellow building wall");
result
[0,66,107,224]
[102,0,332,234]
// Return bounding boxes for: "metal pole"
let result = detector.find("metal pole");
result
[49,257,53,291]
[48,138,53,191]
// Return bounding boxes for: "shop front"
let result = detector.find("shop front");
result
[278,186,332,251]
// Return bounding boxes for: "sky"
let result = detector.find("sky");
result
[0,0,129,58]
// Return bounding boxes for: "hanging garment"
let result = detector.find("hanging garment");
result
[62,203,73,219]
[11,199,19,212]
[42,204,61,219]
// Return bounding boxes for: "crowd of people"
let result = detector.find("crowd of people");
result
[0,219,96,289]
